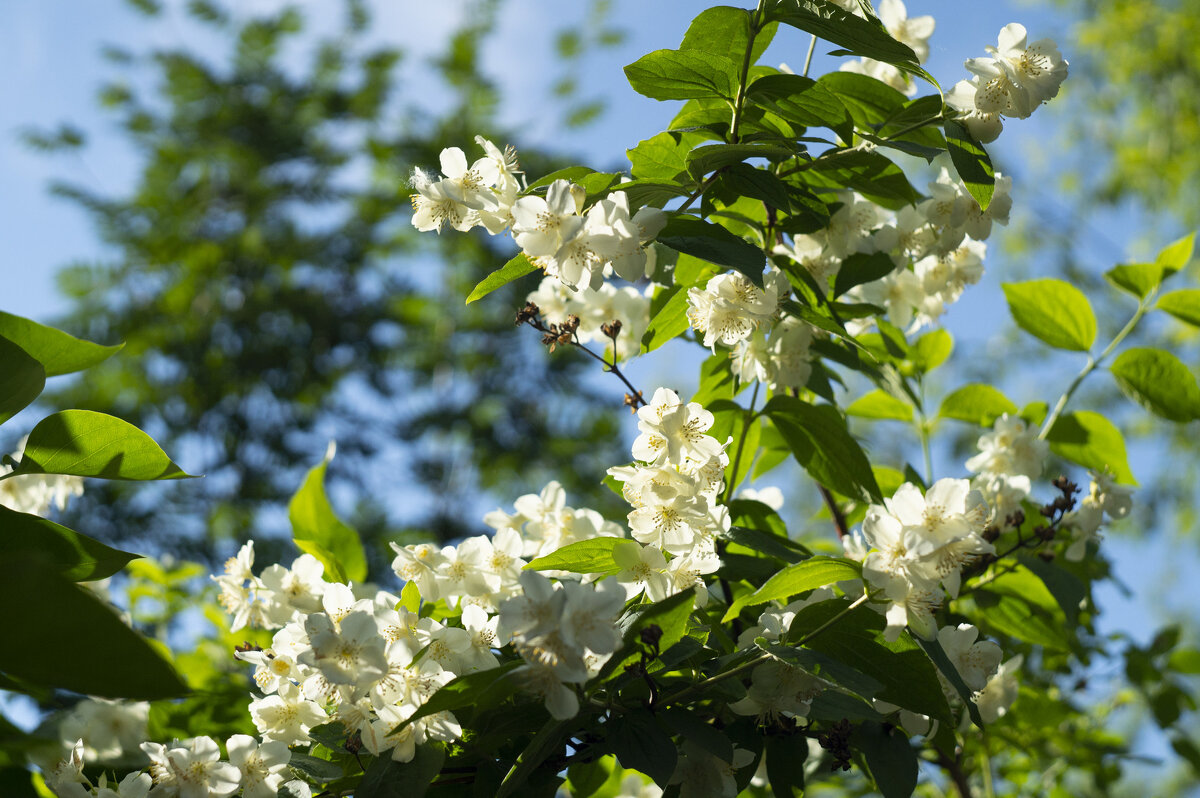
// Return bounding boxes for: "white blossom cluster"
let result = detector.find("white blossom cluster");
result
[55,698,149,766]
[850,478,992,641]
[496,571,625,719]
[685,267,818,391]
[949,23,1070,143]
[965,413,1048,522]
[791,173,997,336]
[0,438,84,515]
[526,275,651,362]
[409,137,668,292]
[46,735,306,798]
[607,387,729,604]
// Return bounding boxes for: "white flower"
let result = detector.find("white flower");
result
[94,772,152,798]
[390,542,446,602]
[945,79,1004,143]
[559,577,625,656]
[613,540,672,601]
[728,661,824,722]
[966,24,1068,120]
[976,654,1023,722]
[58,698,149,763]
[226,735,290,798]
[966,414,1047,480]
[302,610,388,694]
[669,743,756,798]
[249,682,328,745]
[687,272,779,350]
[937,624,1002,693]
[164,736,241,798]
[0,438,84,515]
[632,387,723,466]
[878,0,935,63]
[512,179,585,257]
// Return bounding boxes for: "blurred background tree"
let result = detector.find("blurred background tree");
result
[24,0,631,573]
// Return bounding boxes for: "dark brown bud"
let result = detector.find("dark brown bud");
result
[1038,549,1056,562]
[234,641,263,655]
[982,525,1001,543]
[515,302,540,326]
[1005,509,1025,528]
[601,319,623,339]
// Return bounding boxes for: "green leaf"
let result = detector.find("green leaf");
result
[746,73,847,129]
[627,130,708,182]
[685,142,795,180]
[969,565,1069,651]
[565,758,610,798]
[15,409,192,480]
[623,49,738,101]
[657,216,766,287]
[358,742,444,798]
[0,335,45,425]
[906,329,953,374]
[497,718,573,798]
[287,752,343,783]
[794,599,953,725]
[612,179,692,208]
[846,389,912,422]
[803,149,920,208]
[944,119,995,211]
[0,555,186,699]
[817,72,907,130]
[0,312,122,377]
[288,444,368,584]
[1110,347,1200,422]
[607,710,677,786]
[938,384,1019,427]
[680,6,777,66]
[832,251,895,298]
[763,395,882,503]
[853,722,918,798]
[466,254,538,304]
[716,164,794,212]
[0,505,138,581]
[1002,279,1097,352]
[1045,410,1137,485]
[1156,289,1200,327]
[526,166,597,191]
[598,590,696,683]
[1168,648,1200,675]
[764,735,808,795]
[692,352,736,407]
[723,557,861,622]
[524,537,623,576]
[642,286,693,354]
[1156,232,1195,272]
[1105,263,1175,301]
[764,0,919,67]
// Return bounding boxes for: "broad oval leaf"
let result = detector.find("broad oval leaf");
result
[657,216,767,287]
[1109,347,1200,422]
[746,73,848,129]
[763,395,882,503]
[1045,411,1136,485]
[289,444,368,584]
[16,409,193,480]
[642,285,693,354]
[358,742,445,798]
[723,557,861,622]
[680,6,777,66]
[524,536,623,576]
[906,329,953,374]
[1105,262,1173,301]
[1155,232,1196,272]
[623,49,738,101]
[846,389,912,422]
[1002,279,1097,352]
[0,311,122,377]
[466,253,538,304]
[1156,289,1200,328]
[0,505,139,581]
[0,335,45,425]
[944,119,994,211]
[764,0,920,67]
[938,384,1019,427]
[0,556,186,698]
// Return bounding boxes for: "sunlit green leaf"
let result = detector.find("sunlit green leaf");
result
[1002,279,1097,352]
[15,410,192,480]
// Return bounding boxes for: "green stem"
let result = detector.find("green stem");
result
[723,381,761,504]
[801,33,818,77]
[920,419,933,485]
[1038,298,1151,440]
[729,0,768,144]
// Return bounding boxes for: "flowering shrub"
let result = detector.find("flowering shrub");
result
[10,1,1200,797]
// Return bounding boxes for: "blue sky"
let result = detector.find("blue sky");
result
[3,0,1196,772]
